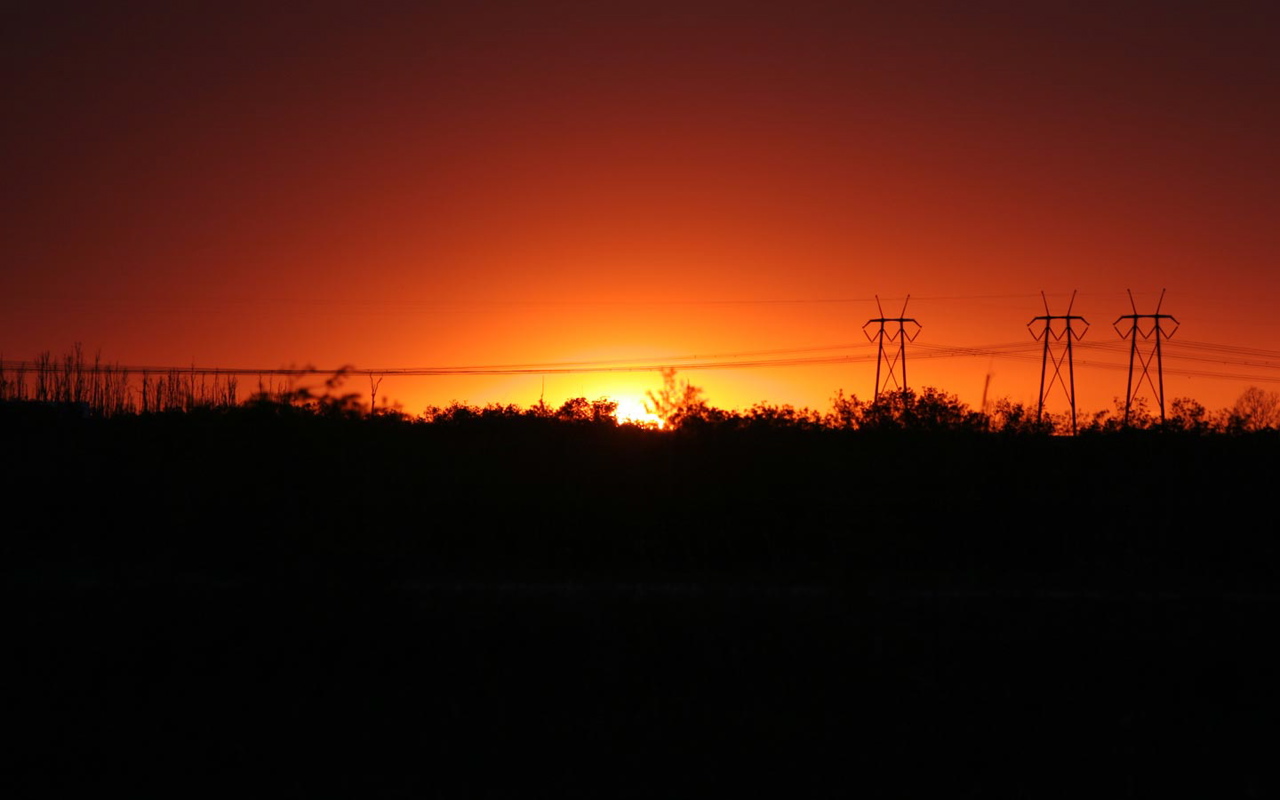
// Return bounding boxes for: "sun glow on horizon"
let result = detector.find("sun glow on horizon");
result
[614,396,664,428]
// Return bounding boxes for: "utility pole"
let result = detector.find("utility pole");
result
[1113,289,1179,425]
[863,295,921,399]
[1028,290,1088,433]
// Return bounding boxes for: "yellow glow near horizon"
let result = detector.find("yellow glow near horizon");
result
[615,396,664,428]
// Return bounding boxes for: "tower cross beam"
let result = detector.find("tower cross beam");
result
[863,295,921,399]
[1028,290,1088,433]
[1112,289,1179,425]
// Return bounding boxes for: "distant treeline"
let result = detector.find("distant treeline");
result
[6,380,1279,591]
[3,347,1279,433]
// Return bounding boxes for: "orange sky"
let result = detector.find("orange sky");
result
[3,2,1278,418]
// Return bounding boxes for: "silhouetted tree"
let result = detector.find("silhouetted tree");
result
[246,365,362,418]
[644,368,713,429]
[1164,397,1220,434]
[591,397,619,424]
[741,402,824,430]
[1232,386,1280,431]
[860,388,984,432]
[1082,396,1155,432]
[556,397,592,422]
[986,398,1056,435]
[421,401,479,424]
[554,396,619,424]
[825,389,866,430]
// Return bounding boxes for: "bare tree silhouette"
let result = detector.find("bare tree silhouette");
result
[1232,386,1280,431]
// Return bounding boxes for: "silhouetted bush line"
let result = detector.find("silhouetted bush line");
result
[6,355,1278,592]
[6,346,1280,431]
[4,395,1277,592]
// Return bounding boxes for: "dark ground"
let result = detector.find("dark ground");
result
[7,409,1280,796]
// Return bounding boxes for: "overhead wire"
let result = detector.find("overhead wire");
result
[2,335,1279,383]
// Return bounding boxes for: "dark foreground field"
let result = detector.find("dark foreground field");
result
[7,409,1280,796]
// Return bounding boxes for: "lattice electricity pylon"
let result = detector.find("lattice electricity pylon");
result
[1113,288,1179,425]
[1028,290,1088,433]
[863,294,921,399]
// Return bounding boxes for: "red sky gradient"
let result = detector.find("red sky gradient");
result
[4,2,1278,418]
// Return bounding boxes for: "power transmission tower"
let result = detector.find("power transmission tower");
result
[863,295,920,399]
[1113,289,1179,425]
[1028,290,1088,433]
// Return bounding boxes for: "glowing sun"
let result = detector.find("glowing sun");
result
[614,396,664,428]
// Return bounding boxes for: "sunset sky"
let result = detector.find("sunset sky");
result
[4,1,1278,418]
